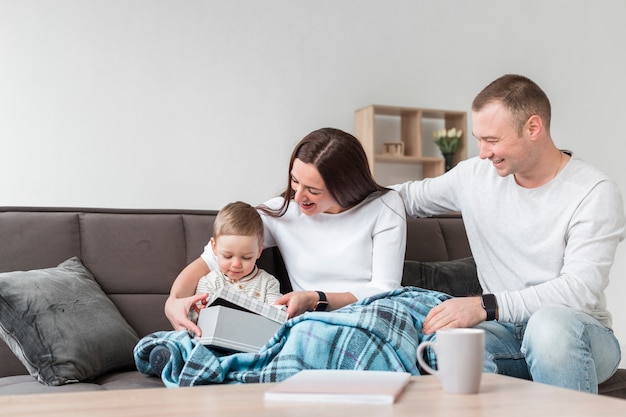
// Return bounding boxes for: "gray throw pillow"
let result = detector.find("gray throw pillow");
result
[402,257,482,297]
[0,257,139,386]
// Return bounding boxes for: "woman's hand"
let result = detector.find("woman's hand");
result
[164,293,209,337]
[274,291,318,318]
[164,257,210,336]
[275,290,358,318]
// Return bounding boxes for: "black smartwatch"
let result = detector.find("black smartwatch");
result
[481,294,498,321]
[314,291,329,311]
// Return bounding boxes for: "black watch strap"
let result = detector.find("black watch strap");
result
[481,294,497,321]
[314,291,329,311]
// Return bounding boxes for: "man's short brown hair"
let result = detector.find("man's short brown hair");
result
[472,74,552,135]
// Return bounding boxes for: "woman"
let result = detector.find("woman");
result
[165,127,406,336]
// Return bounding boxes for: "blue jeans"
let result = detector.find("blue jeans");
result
[477,305,621,393]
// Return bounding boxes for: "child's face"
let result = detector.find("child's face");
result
[210,235,263,282]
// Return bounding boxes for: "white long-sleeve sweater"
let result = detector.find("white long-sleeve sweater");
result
[392,156,625,327]
[202,190,407,301]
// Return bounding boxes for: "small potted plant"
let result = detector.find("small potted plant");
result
[433,127,463,171]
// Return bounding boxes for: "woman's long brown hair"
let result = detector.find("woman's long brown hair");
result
[258,127,388,217]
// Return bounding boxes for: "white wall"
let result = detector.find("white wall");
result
[2,0,626,364]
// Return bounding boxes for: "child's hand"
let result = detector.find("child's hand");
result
[191,292,210,315]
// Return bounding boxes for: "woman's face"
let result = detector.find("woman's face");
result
[290,158,344,215]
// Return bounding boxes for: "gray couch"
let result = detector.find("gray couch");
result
[0,207,624,398]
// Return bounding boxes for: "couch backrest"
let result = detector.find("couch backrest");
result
[0,207,470,378]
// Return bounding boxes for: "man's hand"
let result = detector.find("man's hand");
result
[164,293,209,337]
[422,296,486,334]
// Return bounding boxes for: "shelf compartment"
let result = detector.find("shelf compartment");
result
[355,104,467,181]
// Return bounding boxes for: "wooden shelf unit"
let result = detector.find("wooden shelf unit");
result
[354,105,468,179]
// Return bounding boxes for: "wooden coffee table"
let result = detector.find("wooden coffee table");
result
[1,374,625,417]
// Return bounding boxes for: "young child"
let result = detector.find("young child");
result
[189,200,282,321]
[150,201,282,374]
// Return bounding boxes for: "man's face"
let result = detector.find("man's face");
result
[472,102,531,178]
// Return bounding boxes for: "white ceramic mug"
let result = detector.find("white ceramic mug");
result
[416,328,485,394]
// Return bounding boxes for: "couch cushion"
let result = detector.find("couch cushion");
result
[0,257,139,386]
[0,211,81,273]
[402,257,482,297]
[599,369,626,399]
[79,213,188,294]
[0,371,165,395]
[0,375,106,395]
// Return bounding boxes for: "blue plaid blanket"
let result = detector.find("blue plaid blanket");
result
[134,287,449,387]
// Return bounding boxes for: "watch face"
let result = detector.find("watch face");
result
[315,301,329,311]
[481,294,497,321]
[315,291,328,311]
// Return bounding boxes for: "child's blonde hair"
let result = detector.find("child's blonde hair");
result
[213,201,264,245]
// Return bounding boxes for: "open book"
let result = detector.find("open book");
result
[264,370,412,404]
[195,287,287,353]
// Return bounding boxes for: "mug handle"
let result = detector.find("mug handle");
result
[416,341,438,375]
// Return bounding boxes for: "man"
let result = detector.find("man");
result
[392,74,625,393]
